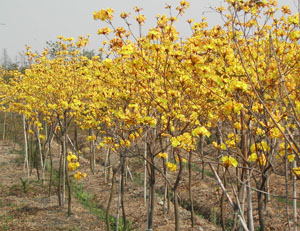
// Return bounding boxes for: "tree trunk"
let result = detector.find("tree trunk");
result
[188,151,194,227]
[48,139,53,197]
[2,112,6,141]
[146,153,155,230]
[23,115,29,178]
[104,148,111,184]
[174,191,180,231]
[293,160,297,231]
[120,154,127,230]
[247,170,254,231]
[106,165,118,231]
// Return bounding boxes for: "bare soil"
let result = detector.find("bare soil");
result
[0,140,219,231]
[0,139,296,231]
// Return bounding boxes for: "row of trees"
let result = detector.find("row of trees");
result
[1,1,300,230]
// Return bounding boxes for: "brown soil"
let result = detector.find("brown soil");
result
[0,139,296,231]
[0,140,220,231]
[0,140,105,231]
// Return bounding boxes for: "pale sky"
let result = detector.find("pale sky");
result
[0,0,298,62]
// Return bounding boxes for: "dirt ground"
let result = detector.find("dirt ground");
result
[0,139,296,231]
[0,140,220,231]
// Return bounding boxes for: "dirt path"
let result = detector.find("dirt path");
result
[0,141,105,231]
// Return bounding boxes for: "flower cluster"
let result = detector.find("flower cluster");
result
[67,152,80,171]
[74,171,87,180]
[221,156,238,168]
[93,8,114,21]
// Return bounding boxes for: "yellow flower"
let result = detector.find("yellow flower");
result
[220,143,227,150]
[255,127,265,136]
[166,162,177,172]
[221,156,238,168]
[39,134,46,140]
[287,154,295,162]
[269,127,283,138]
[67,154,78,162]
[234,122,241,130]
[231,80,248,92]
[94,8,114,21]
[74,171,87,180]
[248,153,258,162]
[187,18,194,24]
[258,154,267,166]
[97,27,112,35]
[192,126,210,137]
[180,0,190,8]
[68,162,80,171]
[170,137,180,147]
[86,135,96,141]
[248,153,267,166]
[157,152,168,159]
[293,167,300,176]
[120,11,129,19]
[135,14,146,24]
[175,156,187,163]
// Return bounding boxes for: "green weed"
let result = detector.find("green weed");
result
[72,183,133,231]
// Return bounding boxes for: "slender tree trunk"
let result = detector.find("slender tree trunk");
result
[257,175,267,231]
[293,160,297,231]
[144,139,147,205]
[247,169,254,231]
[188,151,194,227]
[120,154,127,230]
[239,110,247,231]
[216,124,223,175]
[198,135,205,180]
[36,127,44,183]
[66,154,72,216]
[115,173,122,231]
[2,112,6,141]
[62,143,66,206]
[173,155,183,231]
[89,129,96,174]
[285,139,291,230]
[104,148,111,184]
[62,117,71,216]
[58,148,63,206]
[146,153,155,230]
[106,165,118,231]
[221,170,227,231]
[257,190,265,231]
[23,115,29,178]
[74,125,79,158]
[48,139,53,197]
[174,191,180,231]
[163,157,168,214]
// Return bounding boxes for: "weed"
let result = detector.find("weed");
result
[273,196,300,209]
[210,207,218,224]
[0,162,7,166]
[1,224,9,231]
[196,213,204,219]
[19,177,29,193]
[72,183,134,231]
[225,218,234,231]
[132,172,143,186]
[0,215,14,230]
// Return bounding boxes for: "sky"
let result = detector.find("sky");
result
[0,0,298,63]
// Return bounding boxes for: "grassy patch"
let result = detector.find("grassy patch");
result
[273,196,300,209]
[72,183,133,231]
[0,162,8,166]
[0,215,14,231]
